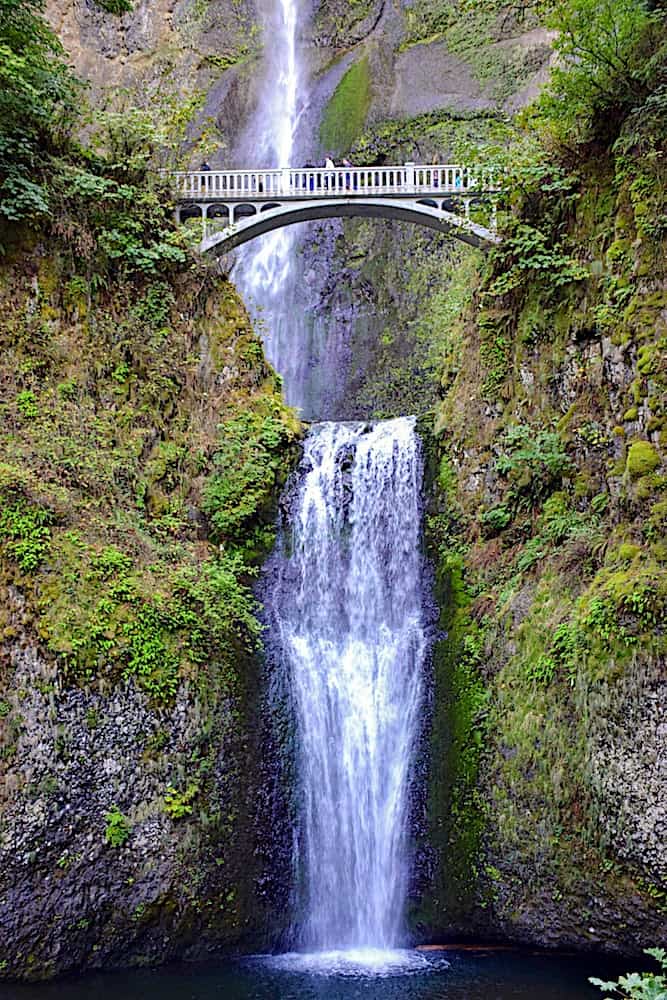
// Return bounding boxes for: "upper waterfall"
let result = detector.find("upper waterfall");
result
[233,0,309,410]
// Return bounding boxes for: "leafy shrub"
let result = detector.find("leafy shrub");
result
[541,0,659,146]
[590,946,667,999]
[171,554,263,652]
[92,546,133,580]
[550,622,580,685]
[481,504,512,536]
[0,500,53,570]
[525,653,556,685]
[495,424,572,507]
[164,782,198,819]
[121,603,180,702]
[16,390,39,418]
[516,536,546,572]
[489,224,588,297]
[203,411,296,548]
[583,596,622,648]
[537,493,592,546]
[103,805,131,846]
[0,0,78,225]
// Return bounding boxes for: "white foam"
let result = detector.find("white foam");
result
[252,948,447,978]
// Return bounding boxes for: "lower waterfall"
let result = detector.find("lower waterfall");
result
[267,417,427,953]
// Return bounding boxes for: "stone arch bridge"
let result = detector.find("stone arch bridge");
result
[173,164,501,254]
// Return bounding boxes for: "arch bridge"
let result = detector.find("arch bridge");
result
[173,164,501,254]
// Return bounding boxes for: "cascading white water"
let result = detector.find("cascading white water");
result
[234,0,309,409]
[237,0,430,963]
[269,418,426,952]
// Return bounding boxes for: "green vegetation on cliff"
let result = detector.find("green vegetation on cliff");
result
[0,247,299,702]
[0,0,301,980]
[591,947,667,999]
[414,0,667,948]
[320,55,371,156]
[0,0,301,708]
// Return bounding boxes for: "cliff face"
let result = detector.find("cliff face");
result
[44,0,261,163]
[3,0,666,980]
[415,102,667,950]
[0,237,299,979]
[44,0,552,164]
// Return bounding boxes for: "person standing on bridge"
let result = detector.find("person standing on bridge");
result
[324,154,335,191]
[199,161,211,194]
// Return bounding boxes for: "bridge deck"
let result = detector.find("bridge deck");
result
[174,164,498,203]
[172,164,501,253]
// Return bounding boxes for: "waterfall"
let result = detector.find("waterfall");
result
[267,418,426,952]
[233,0,309,410]
[235,0,430,961]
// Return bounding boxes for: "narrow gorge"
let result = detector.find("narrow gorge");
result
[0,0,666,995]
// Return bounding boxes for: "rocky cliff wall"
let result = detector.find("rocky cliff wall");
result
[0,232,300,979]
[414,105,667,952]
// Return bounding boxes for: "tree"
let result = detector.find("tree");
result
[0,0,78,224]
[539,0,659,144]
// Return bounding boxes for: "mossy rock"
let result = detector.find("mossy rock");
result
[320,55,371,155]
[613,543,642,564]
[626,440,661,479]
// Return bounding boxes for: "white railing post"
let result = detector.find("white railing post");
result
[281,168,290,195]
[404,162,415,191]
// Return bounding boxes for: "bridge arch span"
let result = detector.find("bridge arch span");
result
[200,197,499,255]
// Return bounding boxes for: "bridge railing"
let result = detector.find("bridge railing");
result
[173,164,499,201]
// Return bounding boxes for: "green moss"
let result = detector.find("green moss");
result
[616,543,642,563]
[627,440,661,479]
[202,409,299,557]
[637,344,658,376]
[320,56,371,156]
[573,558,667,668]
[417,444,490,928]
[0,241,301,706]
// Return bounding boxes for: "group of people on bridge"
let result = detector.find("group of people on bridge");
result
[198,155,360,191]
[196,156,465,195]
